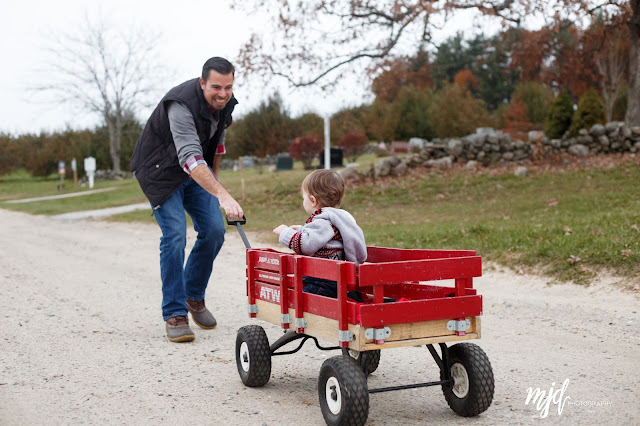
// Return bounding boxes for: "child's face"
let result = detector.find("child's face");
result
[302,190,318,216]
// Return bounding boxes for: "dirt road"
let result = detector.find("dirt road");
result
[0,208,638,425]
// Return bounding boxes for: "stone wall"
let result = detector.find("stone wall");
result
[361,122,640,179]
[540,122,640,157]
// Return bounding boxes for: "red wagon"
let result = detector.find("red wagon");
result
[230,219,494,425]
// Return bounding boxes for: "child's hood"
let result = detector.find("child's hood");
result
[317,207,367,264]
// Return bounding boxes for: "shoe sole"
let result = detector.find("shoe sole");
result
[190,315,216,330]
[168,333,195,343]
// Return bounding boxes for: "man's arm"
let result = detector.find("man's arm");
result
[190,164,243,220]
[167,102,242,219]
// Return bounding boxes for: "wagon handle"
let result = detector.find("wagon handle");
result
[225,215,251,249]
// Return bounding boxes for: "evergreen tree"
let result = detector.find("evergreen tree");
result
[569,88,606,136]
[392,86,435,140]
[544,89,574,139]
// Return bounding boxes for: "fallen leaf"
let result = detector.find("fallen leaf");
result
[547,199,558,207]
[567,255,581,264]
[621,249,632,258]
[564,226,572,235]
[631,224,639,232]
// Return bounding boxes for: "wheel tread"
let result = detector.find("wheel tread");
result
[441,342,494,417]
[319,356,369,426]
[236,325,271,387]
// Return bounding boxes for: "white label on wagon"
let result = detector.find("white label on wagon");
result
[259,286,281,303]
[258,273,281,282]
[258,256,280,265]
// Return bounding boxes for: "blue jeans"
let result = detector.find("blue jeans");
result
[152,177,225,320]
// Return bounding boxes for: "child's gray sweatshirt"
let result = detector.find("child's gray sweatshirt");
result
[278,207,367,265]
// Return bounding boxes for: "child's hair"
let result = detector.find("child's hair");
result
[302,169,345,208]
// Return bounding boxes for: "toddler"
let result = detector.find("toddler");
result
[273,169,366,299]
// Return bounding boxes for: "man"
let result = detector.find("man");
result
[131,57,243,343]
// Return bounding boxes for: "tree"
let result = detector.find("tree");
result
[289,136,323,170]
[371,49,433,103]
[431,33,486,89]
[502,98,531,140]
[431,84,492,138]
[588,21,631,121]
[476,29,521,111]
[569,88,606,136]
[227,94,293,158]
[330,108,368,145]
[0,134,23,176]
[544,89,574,139]
[233,0,638,126]
[390,85,435,140]
[512,81,554,126]
[453,70,480,95]
[38,14,164,173]
[338,132,369,162]
[290,113,324,140]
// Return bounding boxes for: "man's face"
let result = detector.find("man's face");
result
[199,70,234,110]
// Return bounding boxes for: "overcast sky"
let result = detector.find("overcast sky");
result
[0,1,503,135]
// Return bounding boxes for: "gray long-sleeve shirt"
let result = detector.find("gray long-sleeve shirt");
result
[278,207,367,265]
[167,101,225,173]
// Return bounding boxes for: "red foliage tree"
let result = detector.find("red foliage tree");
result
[371,51,433,103]
[453,69,480,94]
[289,136,323,170]
[503,98,531,140]
[338,132,369,162]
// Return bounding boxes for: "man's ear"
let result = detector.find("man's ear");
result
[199,77,205,90]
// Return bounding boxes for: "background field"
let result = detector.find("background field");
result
[1,154,638,286]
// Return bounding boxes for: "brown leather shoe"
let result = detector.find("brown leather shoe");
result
[165,315,195,342]
[186,299,217,329]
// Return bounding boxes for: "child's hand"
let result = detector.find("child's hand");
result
[273,224,287,236]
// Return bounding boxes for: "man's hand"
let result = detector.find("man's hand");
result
[218,192,243,221]
[189,164,243,220]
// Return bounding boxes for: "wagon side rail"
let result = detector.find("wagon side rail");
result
[357,252,483,328]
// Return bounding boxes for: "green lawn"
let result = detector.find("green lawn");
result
[2,156,638,285]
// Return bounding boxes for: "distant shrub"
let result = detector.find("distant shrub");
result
[569,88,606,136]
[512,81,554,126]
[289,136,323,170]
[544,89,574,139]
[338,132,368,162]
[503,98,530,140]
[430,84,491,138]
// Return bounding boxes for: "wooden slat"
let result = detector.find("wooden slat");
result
[358,256,482,286]
[255,300,482,351]
[358,317,478,342]
[360,333,479,350]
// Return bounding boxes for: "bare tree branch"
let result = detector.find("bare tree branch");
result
[33,13,166,171]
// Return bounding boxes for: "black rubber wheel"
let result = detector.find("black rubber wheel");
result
[235,325,272,387]
[440,343,494,417]
[342,348,381,375]
[318,356,369,426]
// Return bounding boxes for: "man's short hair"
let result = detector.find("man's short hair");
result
[202,57,235,81]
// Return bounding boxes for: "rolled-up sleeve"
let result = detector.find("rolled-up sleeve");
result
[167,101,206,174]
[216,130,226,155]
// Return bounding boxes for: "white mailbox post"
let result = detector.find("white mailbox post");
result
[84,157,96,188]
